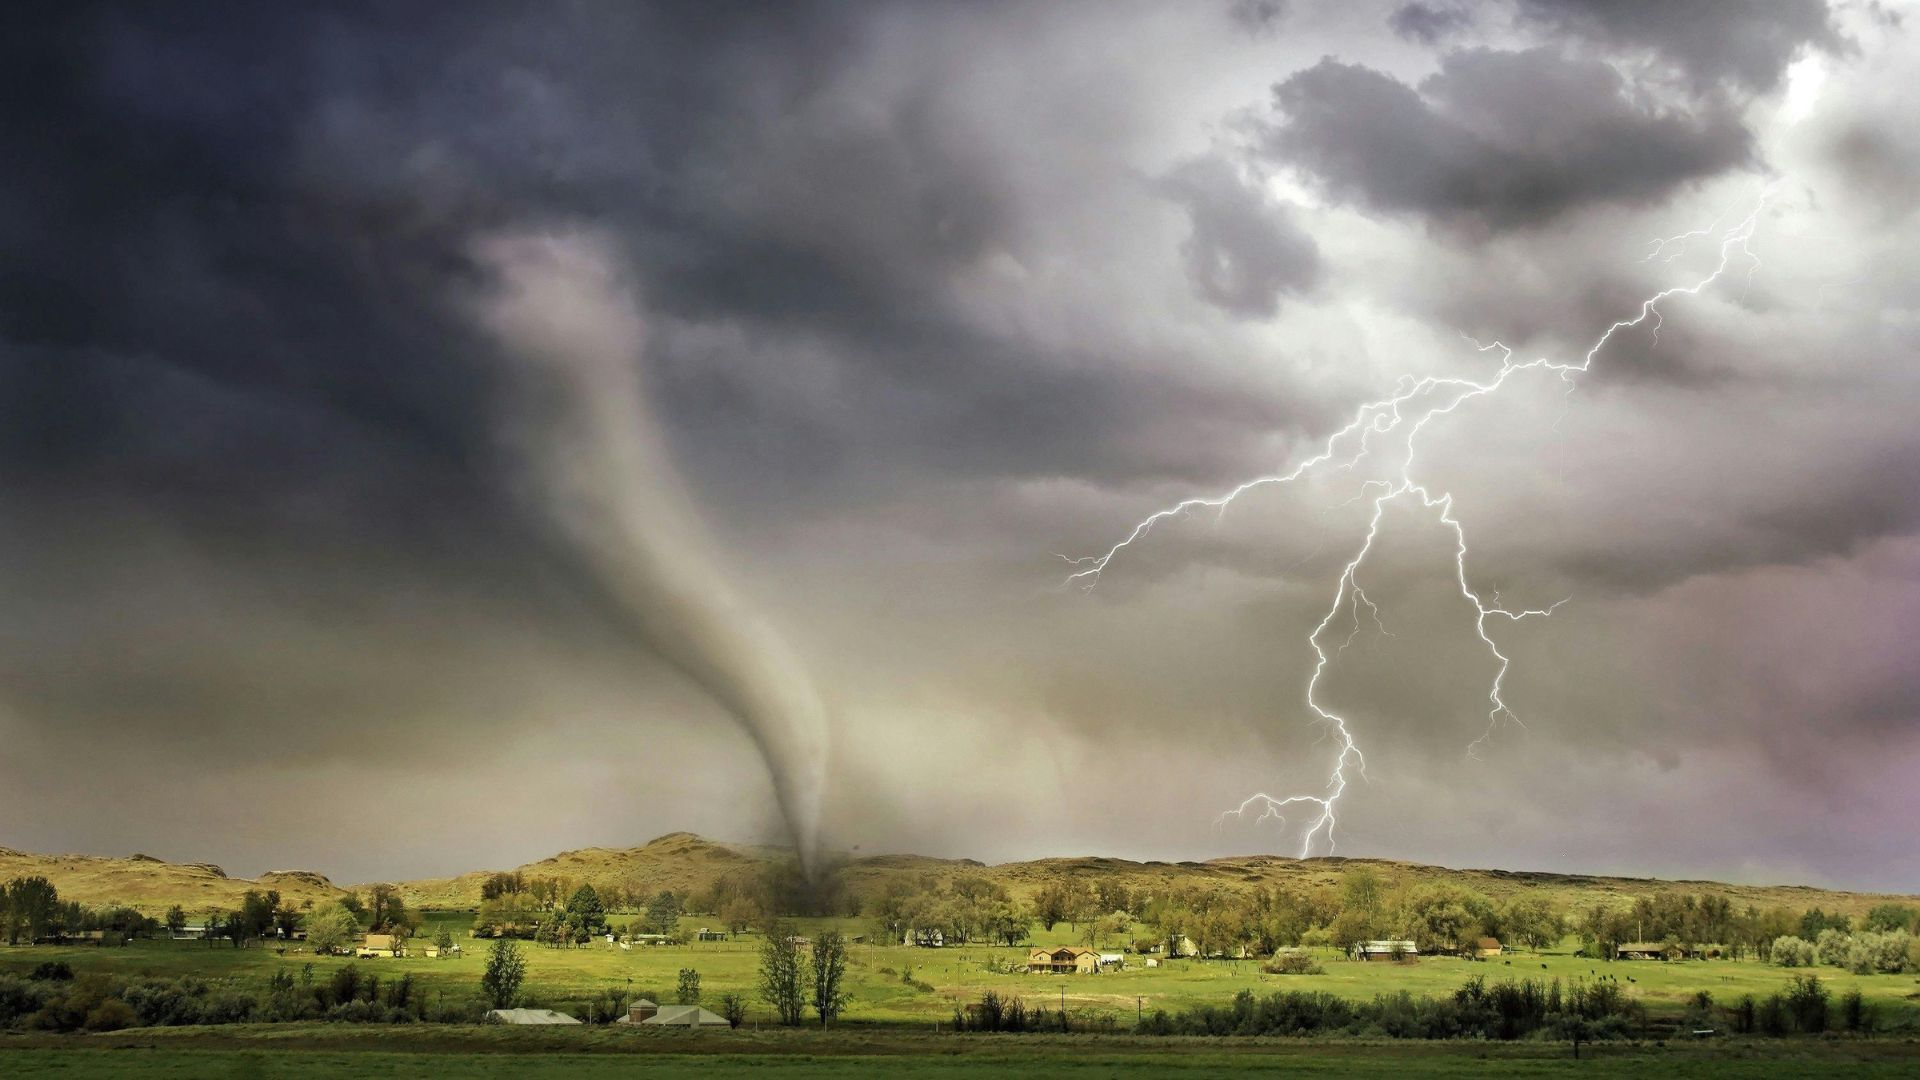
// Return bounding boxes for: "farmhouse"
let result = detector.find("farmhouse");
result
[1027,946,1101,974]
[355,934,405,958]
[489,1008,582,1025]
[1353,940,1418,962]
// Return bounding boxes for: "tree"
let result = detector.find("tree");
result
[646,890,684,937]
[567,885,608,938]
[1500,895,1563,951]
[234,889,279,947]
[719,992,748,1029]
[677,967,702,1004]
[1033,883,1068,931]
[1340,867,1384,916]
[1864,904,1917,934]
[434,927,455,956]
[758,921,806,1025]
[809,929,851,1026]
[164,906,186,936]
[481,939,527,1009]
[4,877,59,945]
[721,898,759,936]
[305,902,361,956]
[366,884,413,934]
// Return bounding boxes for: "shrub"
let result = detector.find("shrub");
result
[1784,975,1829,1034]
[1814,928,1851,967]
[1840,988,1871,1033]
[1771,936,1816,968]
[1261,949,1324,975]
[1844,930,1913,975]
[83,998,138,1032]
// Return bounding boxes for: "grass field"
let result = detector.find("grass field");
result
[1,1025,1917,1078]
[5,912,1919,1028]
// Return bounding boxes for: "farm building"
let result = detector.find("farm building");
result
[356,934,405,958]
[695,927,728,941]
[903,927,946,947]
[1472,937,1503,958]
[1098,952,1125,970]
[1352,940,1418,962]
[615,1000,660,1024]
[489,1008,582,1025]
[1027,946,1101,974]
[641,1005,731,1028]
[1617,941,1688,960]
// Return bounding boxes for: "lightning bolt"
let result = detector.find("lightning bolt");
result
[1067,190,1768,857]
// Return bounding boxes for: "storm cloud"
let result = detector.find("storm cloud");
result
[0,0,1915,892]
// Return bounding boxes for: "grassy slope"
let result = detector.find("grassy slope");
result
[0,849,342,913]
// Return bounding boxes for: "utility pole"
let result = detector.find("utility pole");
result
[1136,995,1144,1027]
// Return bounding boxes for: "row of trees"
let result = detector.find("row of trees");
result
[2,877,158,946]
[1772,928,1919,974]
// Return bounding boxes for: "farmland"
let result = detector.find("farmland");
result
[3,913,1918,1027]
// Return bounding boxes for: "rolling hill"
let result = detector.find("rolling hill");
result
[0,847,343,913]
[3,833,1911,918]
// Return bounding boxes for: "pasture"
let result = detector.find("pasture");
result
[3,912,1918,1028]
[0,1026,1917,1078]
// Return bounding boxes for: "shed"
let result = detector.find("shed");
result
[1354,940,1418,961]
[489,1008,582,1025]
[641,1005,731,1028]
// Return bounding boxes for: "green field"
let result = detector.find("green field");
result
[4,912,1918,1028]
[1,1026,1917,1079]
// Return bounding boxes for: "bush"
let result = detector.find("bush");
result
[28,962,74,982]
[1815,928,1851,967]
[1843,930,1913,975]
[1771,936,1816,968]
[83,998,138,1032]
[1784,975,1829,1034]
[1840,988,1872,1033]
[1261,949,1324,975]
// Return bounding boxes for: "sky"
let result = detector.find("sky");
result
[2,1,1916,891]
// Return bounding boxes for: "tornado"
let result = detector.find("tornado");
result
[466,228,829,874]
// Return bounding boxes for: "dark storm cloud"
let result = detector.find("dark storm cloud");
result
[1387,2,1473,46]
[1263,48,1754,230]
[0,1,1914,890]
[1158,156,1321,318]
[1514,0,1840,92]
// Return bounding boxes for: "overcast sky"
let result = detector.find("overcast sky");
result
[2,1,1916,891]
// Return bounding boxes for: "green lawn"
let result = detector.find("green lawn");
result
[0,1027,1916,1078]
[4,913,1918,1028]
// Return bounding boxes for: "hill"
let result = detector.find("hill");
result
[0,847,343,913]
[3,834,1911,918]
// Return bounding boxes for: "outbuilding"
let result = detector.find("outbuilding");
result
[641,1005,731,1028]
[489,1008,582,1025]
